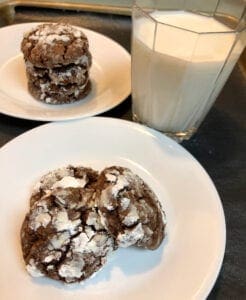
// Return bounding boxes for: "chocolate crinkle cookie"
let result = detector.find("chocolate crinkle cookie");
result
[21,23,92,104]
[21,165,166,284]
[27,78,91,104]
[21,166,115,283]
[96,167,166,249]
[21,23,90,68]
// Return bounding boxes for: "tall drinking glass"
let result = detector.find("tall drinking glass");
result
[132,0,246,142]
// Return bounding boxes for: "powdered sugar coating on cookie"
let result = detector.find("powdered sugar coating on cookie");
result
[25,59,91,86]
[21,23,90,68]
[21,166,115,283]
[96,166,166,250]
[21,165,167,284]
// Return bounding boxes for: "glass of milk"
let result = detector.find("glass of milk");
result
[132,0,246,141]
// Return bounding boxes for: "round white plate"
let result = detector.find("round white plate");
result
[0,117,225,300]
[0,23,131,121]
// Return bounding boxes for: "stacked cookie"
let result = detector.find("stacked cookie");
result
[21,23,92,104]
[21,165,166,284]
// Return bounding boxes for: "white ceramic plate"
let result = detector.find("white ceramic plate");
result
[0,117,225,300]
[0,23,131,121]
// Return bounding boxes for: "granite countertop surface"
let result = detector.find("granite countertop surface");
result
[0,6,245,299]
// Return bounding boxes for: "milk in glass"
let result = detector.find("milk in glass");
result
[132,11,241,134]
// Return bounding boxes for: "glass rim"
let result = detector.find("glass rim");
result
[133,4,246,35]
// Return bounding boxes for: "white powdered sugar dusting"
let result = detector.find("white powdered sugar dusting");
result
[111,175,129,197]
[43,251,62,263]
[122,204,139,226]
[74,55,89,65]
[58,254,85,279]
[52,211,81,234]
[100,172,130,209]
[72,229,112,256]
[52,176,87,189]
[117,223,144,248]
[84,226,96,240]
[40,83,49,92]
[45,97,52,103]
[100,188,115,210]
[49,232,70,250]
[26,259,44,277]
[29,201,51,230]
[72,232,91,253]
[56,228,114,280]
[28,24,84,46]
[120,197,130,210]
[86,211,104,230]
[105,173,117,182]
[35,167,74,192]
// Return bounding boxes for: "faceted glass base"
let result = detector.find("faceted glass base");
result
[132,113,197,143]
[164,128,197,143]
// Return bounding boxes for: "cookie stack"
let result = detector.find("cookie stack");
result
[21,23,92,104]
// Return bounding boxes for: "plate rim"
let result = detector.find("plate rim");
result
[0,23,131,121]
[0,116,226,299]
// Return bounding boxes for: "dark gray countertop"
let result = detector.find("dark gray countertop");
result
[0,6,245,299]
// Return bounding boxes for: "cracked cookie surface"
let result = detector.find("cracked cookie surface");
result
[96,166,166,250]
[25,58,91,86]
[27,77,91,104]
[21,165,167,284]
[21,166,115,283]
[21,23,90,68]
